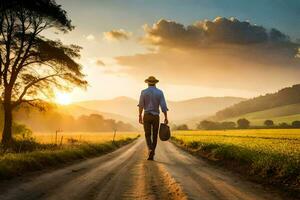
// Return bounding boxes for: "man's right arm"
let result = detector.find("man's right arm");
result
[138,91,144,124]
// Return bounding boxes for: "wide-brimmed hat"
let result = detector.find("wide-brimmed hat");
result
[145,76,159,84]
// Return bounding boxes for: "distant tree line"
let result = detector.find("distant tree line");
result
[172,124,189,131]
[172,118,300,131]
[21,113,135,132]
[0,107,135,133]
[215,84,300,120]
[197,119,250,130]
[197,120,237,130]
[197,118,300,130]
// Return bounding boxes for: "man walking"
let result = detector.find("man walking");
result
[138,76,168,160]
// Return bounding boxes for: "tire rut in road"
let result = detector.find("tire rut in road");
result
[126,149,187,200]
[91,141,145,200]
[0,140,142,200]
[157,141,285,200]
[44,140,144,200]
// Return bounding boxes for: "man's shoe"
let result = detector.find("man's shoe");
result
[147,150,154,160]
[147,156,153,160]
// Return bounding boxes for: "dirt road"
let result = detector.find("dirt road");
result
[0,138,286,200]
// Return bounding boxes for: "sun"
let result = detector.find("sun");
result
[55,92,72,105]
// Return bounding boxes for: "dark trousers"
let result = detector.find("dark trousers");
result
[143,113,159,152]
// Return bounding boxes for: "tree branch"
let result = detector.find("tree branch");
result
[11,11,27,74]
[0,52,3,85]
[0,14,7,43]
[13,73,64,107]
[3,10,14,86]
[9,18,39,86]
[19,98,43,107]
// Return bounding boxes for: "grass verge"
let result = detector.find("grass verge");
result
[0,136,138,180]
[171,136,300,197]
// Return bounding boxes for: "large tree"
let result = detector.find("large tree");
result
[0,0,87,145]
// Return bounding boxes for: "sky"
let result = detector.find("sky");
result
[49,0,300,102]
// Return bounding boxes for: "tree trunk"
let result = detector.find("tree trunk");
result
[2,89,13,145]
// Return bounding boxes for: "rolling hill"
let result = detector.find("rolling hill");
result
[74,96,138,121]
[214,84,300,125]
[224,103,300,125]
[168,97,246,121]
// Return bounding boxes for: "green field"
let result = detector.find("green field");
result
[172,129,300,192]
[224,103,300,125]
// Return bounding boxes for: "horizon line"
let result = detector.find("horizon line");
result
[71,95,248,103]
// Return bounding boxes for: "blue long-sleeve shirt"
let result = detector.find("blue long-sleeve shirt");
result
[138,86,168,115]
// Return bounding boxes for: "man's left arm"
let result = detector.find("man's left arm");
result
[160,92,169,124]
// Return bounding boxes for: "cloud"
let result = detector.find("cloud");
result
[115,17,300,92]
[86,34,95,41]
[103,29,131,41]
[142,17,293,48]
[96,59,105,66]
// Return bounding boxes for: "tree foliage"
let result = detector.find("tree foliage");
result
[173,124,189,130]
[291,121,300,128]
[237,118,250,129]
[278,122,290,128]
[0,0,73,32]
[0,1,86,105]
[198,120,217,130]
[12,122,32,138]
[0,0,87,144]
[264,120,274,127]
[197,120,236,130]
[220,121,236,129]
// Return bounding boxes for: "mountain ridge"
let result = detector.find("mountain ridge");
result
[74,96,246,124]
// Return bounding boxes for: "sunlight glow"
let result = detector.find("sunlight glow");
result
[55,92,72,105]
